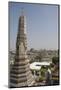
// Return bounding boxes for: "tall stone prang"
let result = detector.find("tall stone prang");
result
[10,14,35,87]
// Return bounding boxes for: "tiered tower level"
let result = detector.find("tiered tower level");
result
[10,15,35,87]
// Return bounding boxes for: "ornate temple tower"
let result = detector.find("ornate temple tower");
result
[10,14,35,87]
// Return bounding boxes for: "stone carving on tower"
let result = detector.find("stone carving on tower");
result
[10,11,35,87]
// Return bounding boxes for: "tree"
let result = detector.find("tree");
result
[52,56,59,65]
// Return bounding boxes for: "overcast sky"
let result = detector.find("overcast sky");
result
[9,2,58,50]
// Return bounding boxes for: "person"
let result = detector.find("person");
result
[45,68,52,85]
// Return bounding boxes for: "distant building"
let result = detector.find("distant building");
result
[41,57,52,63]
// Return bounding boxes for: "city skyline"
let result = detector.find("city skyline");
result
[9,2,59,51]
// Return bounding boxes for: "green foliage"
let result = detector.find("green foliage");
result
[40,66,47,77]
[50,63,54,68]
[52,56,59,65]
[39,76,45,81]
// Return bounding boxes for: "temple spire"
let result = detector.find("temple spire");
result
[10,10,35,87]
